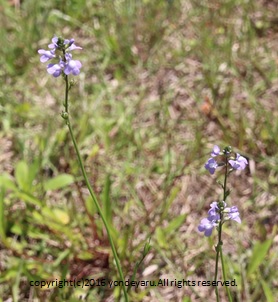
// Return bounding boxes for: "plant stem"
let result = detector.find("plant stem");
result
[214,155,232,302]
[63,76,128,302]
[220,248,233,302]
[214,220,221,302]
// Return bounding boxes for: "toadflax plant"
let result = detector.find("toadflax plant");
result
[38,36,129,302]
[199,145,248,302]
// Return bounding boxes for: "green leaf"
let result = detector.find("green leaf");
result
[164,214,187,234]
[12,260,23,302]
[0,173,17,190]
[261,279,274,302]
[15,161,29,191]
[43,174,74,191]
[78,251,94,261]
[161,186,179,219]
[247,239,272,276]
[102,174,112,225]
[85,196,96,216]
[52,208,70,225]
[0,187,7,244]
[16,191,42,207]
[53,249,71,267]
[155,227,166,248]
[28,159,40,185]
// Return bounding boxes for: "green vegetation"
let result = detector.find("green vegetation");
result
[0,0,277,301]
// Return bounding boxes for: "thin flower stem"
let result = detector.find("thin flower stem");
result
[222,157,228,202]
[214,220,221,302]
[63,77,129,302]
[220,247,233,302]
[64,75,69,113]
[214,155,232,302]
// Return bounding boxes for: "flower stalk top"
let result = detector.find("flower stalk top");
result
[38,36,82,77]
[198,201,241,237]
[199,145,248,237]
[205,145,248,175]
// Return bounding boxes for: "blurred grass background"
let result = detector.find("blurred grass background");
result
[0,0,277,301]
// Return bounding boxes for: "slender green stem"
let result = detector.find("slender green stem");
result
[63,76,128,302]
[220,248,233,302]
[214,220,222,302]
[64,75,69,113]
[214,155,232,302]
[222,157,228,202]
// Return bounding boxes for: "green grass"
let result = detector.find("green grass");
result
[0,0,277,301]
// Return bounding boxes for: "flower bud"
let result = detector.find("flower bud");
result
[61,111,69,120]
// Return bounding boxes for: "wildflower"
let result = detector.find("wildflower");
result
[199,201,241,236]
[225,206,241,223]
[208,201,219,216]
[205,158,218,175]
[211,145,220,157]
[48,36,59,50]
[38,49,55,63]
[228,153,248,170]
[64,53,82,76]
[38,36,82,77]
[198,217,219,237]
[198,202,220,237]
[67,40,82,51]
[208,201,226,217]
[47,62,63,77]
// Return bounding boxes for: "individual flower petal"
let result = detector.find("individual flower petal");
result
[226,206,241,223]
[38,49,55,63]
[228,153,248,170]
[47,63,63,77]
[64,59,82,76]
[211,145,220,157]
[198,217,218,237]
[67,43,82,51]
[48,36,59,50]
[207,201,225,219]
[65,52,72,61]
[62,38,82,51]
[205,158,218,175]
[208,201,218,217]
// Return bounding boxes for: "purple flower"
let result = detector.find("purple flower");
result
[67,40,82,51]
[211,145,220,157]
[38,49,55,62]
[39,36,82,77]
[64,53,82,75]
[199,201,241,237]
[205,158,218,174]
[48,36,59,50]
[226,206,241,223]
[208,201,226,218]
[47,62,63,77]
[208,201,218,216]
[228,153,248,170]
[198,217,219,237]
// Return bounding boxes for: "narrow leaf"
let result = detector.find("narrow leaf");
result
[102,174,112,225]
[164,214,187,234]
[43,174,74,191]
[261,279,274,302]
[247,239,272,276]
[15,161,29,191]
[0,173,16,190]
[155,227,166,248]
[52,208,70,225]
[0,187,7,243]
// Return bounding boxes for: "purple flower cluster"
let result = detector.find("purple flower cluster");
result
[38,36,82,77]
[204,145,248,174]
[198,201,241,236]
